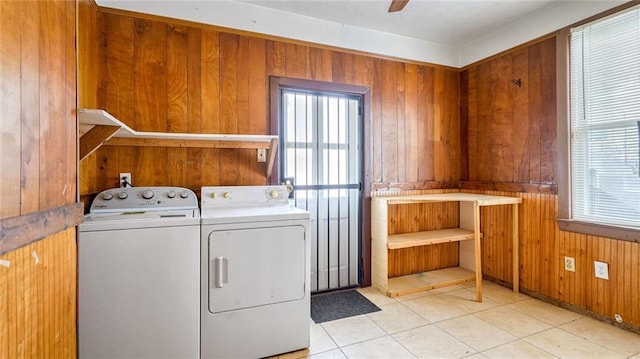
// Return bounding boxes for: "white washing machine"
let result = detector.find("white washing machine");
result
[200,185,310,359]
[78,186,200,359]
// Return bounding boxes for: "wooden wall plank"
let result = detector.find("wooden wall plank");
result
[417,66,434,181]
[106,14,135,125]
[84,10,463,192]
[463,37,556,186]
[0,230,77,359]
[380,60,398,183]
[0,0,22,218]
[527,42,543,183]
[167,24,189,133]
[405,64,419,182]
[489,55,513,182]
[134,18,167,131]
[475,62,492,182]
[20,0,41,214]
[539,40,557,183]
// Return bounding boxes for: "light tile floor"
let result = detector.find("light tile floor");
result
[275,281,640,359]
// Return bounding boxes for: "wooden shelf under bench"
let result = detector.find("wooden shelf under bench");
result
[372,192,522,301]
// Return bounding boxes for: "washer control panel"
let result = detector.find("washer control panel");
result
[201,185,289,207]
[90,186,198,213]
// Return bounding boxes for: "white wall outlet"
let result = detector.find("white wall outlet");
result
[594,261,609,280]
[257,149,267,163]
[564,256,576,272]
[614,314,623,323]
[119,172,132,188]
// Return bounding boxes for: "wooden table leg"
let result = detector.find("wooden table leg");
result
[512,203,519,293]
[474,202,482,302]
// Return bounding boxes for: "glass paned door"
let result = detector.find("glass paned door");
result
[280,89,362,292]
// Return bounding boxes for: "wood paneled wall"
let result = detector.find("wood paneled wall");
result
[471,190,640,329]
[0,0,78,357]
[461,36,640,331]
[79,10,461,194]
[372,189,461,278]
[0,229,77,358]
[460,37,557,185]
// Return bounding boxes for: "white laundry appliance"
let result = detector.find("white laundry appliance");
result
[78,186,200,359]
[200,185,310,358]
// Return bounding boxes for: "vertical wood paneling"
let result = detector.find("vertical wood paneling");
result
[418,66,434,181]
[511,48,530,183]
[0,230,77,359]
[539,40,557,183]
[106,14,135,125]
[1,0,77,355]
[475,61,492,181]
[396,63,407,183]
[20,0,41,214]
[489,55,513,182]
[405,64,419,182]
[0,1,22,218]
[527,43,543,183]
[465,188,640,330]
[380,60,398,183]
[371,59,383,183]
[464,37,556,185]
[84,13,458,192]
[134,18,167,131]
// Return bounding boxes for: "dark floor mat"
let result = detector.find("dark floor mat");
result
[311,289,381,323]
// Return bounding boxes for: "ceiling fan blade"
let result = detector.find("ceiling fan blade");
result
[388,0,409,12]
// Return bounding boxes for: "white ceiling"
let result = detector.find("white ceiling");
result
[96,0,625,67]
[237,0,555,47]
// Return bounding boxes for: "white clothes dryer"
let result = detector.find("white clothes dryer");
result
[200,185,310,358]
[78,186,200,359]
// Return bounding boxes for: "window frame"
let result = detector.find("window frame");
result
[556,4,640,243]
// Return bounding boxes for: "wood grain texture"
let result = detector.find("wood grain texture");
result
[463,189,640,330]
[0,229,77,359]
[1,0,78,356]
[463,37,556,185]
[80,9,462,194]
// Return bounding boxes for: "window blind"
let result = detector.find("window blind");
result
[570,6,640,229]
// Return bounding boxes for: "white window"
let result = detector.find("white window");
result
[569,6,640,229]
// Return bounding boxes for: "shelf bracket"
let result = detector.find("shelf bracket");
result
[266,137,279,178]
[79,125,121,160]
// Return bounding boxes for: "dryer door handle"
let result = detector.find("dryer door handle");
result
[213,256,228,288]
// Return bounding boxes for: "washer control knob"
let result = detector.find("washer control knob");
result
[141,189,154,200]
[223,192,231,199]
[167,191,176,198]
[210,192,217,199]
[180,191,190,199]
[269,190,279,199]
[102,192,113,200]
[118,191,128,199]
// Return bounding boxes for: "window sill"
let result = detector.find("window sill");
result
[556,218,640,243]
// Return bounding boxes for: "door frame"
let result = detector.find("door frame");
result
[269,76,373,287]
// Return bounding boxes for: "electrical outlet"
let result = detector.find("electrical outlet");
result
[614,314,623,323]
[119,172,132,188]
[564,256,576,272]
[257,149,267,163]
[594,261,609,280]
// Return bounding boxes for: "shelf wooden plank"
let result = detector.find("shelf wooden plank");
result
[79,108,278,144]
[386,267,475,297]
[387,228,475,249]
[78,108,279,176]
[375,192,522,206]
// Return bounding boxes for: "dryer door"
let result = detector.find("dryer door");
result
[208,225,306,313]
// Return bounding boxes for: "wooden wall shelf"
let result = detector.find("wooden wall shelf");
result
[78,109,279,177]
[372,192,522,301]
